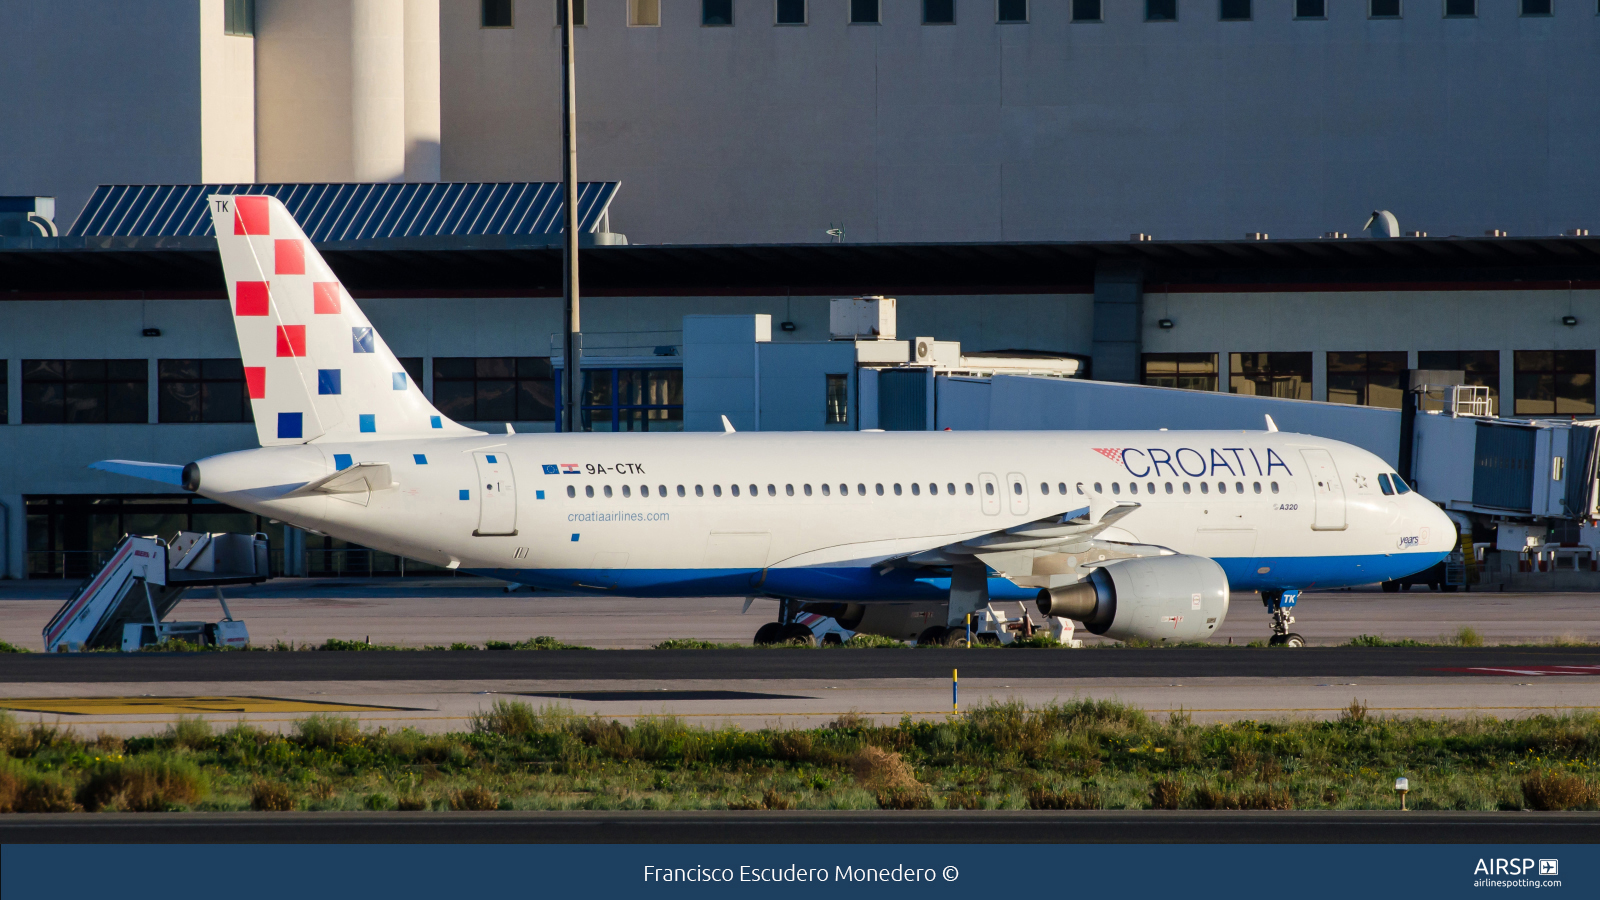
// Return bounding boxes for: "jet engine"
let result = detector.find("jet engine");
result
[1036,554,1229,642]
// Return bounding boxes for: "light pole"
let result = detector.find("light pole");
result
[559,0,582,433]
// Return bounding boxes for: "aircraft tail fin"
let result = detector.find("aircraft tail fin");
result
[206,194,477,446]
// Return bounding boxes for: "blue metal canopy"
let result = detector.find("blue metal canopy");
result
[67,182,619,240]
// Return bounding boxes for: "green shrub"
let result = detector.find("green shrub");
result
[448,643,479,651]
[471,700,542,739]
[364,793,396,811]
[450,786,499,810]
[1450,626,1485,648]
[0,757,75,812]
[1150,777,1183,809]
[483,636,592,650]
[1522,770,1597,811]
[1026,787,1100,810]
[251,780,295,811]
[651,639,745,650]
[295,714,361,749]
[839,633,906,649]
[164,716,212,750]
[78,754,207,812]
[0,640,31,653]
[1008,633,1065,649]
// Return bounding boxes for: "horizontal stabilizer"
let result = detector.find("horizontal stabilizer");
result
[285,462,394,497]
[90,460,186,486]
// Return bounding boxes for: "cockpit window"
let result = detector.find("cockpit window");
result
[1378,473,1394,495]
[1393,474,1411,494]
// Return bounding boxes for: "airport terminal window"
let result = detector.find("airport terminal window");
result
[23,360,147,424]
[397,358,424,391]
[1514,351,1595,416]
[826,374,849,424]
[630,0,661,26]
[433,358,554,423]
[923,0,955,23]
[1072,0,1102,21]
[1294,0,1325,17]
[1328,351,1406,409]
[776,0,806,24]
[555,0,586,26]
[850,0,879,24]
[1369,0,1401,18]
[578,368,682,432]
[158,359,252,424]
[1521,0,1552,14]
[1220,0,1251,20]
[1417,350,1499,414]
[224,0,255,35]
[998,0,1028,22]
[1230,352,1311,401]
[1146,0,1178,21]
[1445,0,1475,16]
[1142,353,1217,391]
[703,0,733,25]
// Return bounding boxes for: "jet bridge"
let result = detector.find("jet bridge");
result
[42,532,270,653]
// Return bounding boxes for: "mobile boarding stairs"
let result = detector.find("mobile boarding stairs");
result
[43,532,270,653]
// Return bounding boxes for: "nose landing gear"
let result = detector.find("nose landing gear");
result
[1261,589,1305,647]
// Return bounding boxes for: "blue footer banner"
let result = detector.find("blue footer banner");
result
[4,844,1596,899]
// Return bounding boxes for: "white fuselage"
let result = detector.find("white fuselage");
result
[191,429,1455,603]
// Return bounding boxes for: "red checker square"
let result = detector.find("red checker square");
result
[235,281,270,316]
[276,325,307,357]
[313,282,342,314]
[244,367,266,399]
[275,239,305,275]
[233,196,269,236]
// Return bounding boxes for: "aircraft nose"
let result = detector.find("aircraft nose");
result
[1429,501,1458,546]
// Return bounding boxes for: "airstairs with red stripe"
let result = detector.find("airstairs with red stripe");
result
[43,532,271,653]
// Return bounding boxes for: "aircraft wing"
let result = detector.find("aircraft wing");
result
[901,501,1142,564]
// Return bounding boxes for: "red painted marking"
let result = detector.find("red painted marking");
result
[233,196,269,236]
[1440,665,1600,677]
[244,366,266,399]
[235,281,269,316]
[276,325,306,357]
[1092,447,1124,464]
[313,282,341,314]
[275,239,305,275]
[45,542,135,645]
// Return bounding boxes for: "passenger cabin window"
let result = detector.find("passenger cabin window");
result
[966,483,974,495]
[1271,482,1280,493]
[566,485,575,498]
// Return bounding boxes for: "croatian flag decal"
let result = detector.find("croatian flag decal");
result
[1092,448,1124,464]
[560,463,581,474]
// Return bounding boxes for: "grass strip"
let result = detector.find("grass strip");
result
[1,700,1597,813]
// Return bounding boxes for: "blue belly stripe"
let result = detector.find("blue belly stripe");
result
[480,551,1450,601]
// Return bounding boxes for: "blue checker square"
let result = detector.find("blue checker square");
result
[536,490,545,500]
[413,454,428,465]
[333,453,352,470]
[542,464,558,475]
[359,414,375,433]
[352,327,375,353]
[276,412,302,439]
[430,416,442,429]
[392,372,407,390]
[570,533,580,542]
[459,489,470,500]
[486,454,497,463]
[317,369,341,395]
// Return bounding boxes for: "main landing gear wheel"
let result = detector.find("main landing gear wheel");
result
[780,623,817,647]
[1268,633,1306,648]
[917,626,947,646]
[753,622,785,646]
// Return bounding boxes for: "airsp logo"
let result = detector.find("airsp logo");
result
[1473,858,1554,876]
[1540,859,1559,876]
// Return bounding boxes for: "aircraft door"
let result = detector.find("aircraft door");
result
[1006,472,1029,516]
[472,451,518,535]
[979,473,1001,515]
[1300,448,1347,531]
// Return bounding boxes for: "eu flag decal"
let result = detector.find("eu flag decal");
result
[542,464,559,475]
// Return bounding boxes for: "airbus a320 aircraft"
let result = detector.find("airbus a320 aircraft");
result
[95,195,1454,647]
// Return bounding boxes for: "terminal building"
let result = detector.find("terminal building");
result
[0,0,1597,581]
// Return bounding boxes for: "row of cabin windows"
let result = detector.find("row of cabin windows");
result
[490,0,1569,29]
[563,480,1285,499]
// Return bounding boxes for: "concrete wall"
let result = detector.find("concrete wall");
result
[200,0,257,183]
[438,0,1600,245]
[256,0,441,182]
[0,1,204,225]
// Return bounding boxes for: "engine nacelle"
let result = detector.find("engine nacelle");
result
[1036,554,1229,642]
